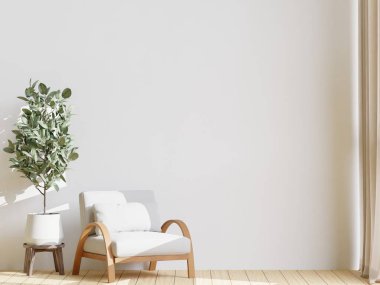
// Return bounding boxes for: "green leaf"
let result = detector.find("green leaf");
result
[12,130,21,135]
[31,80,38,88]
[58,137,65,146]
[32,116,38,128]
[38,121,48,129]
[25,87,32,97]
[62,88,71,99]
[3,147,14,153]
[31,148,37,161]
[7,140,14,151]
[60,174,66,182]
[17,96,29,102]
[53,183,59,191]
[48,90,60,96]
[22,108,31,115]
[46,91,59,103]
[69,152,79,161]
[38,83,48,95]
[21,151,32,158]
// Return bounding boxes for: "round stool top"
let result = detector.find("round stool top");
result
[23,243,65,249]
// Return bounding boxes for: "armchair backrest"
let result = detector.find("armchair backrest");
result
[79,190,161,233]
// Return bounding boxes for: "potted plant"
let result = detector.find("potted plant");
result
[3,80,78,245]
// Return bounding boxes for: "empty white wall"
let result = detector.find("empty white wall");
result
[0,0,359,270]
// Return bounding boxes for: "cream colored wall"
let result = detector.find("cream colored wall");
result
[0,0,359,270]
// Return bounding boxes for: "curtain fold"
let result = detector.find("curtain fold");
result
[360,0,380,283]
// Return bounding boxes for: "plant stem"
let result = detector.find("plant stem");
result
[34,185,44,196]
[43,188,47,214]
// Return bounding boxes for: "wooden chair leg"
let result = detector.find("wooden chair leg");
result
[27,249,36,276]
[104,234,115,282]
[107,261,116,283]
[72,245,83,275]
[53,250,59,272]
[149,261,157,271]
[187,251,195,278]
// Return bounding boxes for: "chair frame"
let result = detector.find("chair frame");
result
[72,219,195,283]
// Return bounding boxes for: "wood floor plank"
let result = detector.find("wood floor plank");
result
[349,270,369,284]
[211,270,231,285]
[316,271,345,285]
[0,271,16,283]
[263,270,288,285]
[21,270,53,284]
[98,270,123,284]
[298,271,326,285]
[332,270,367,285]
[281,270,307,284]
[175,270,194,285]
[176,270,189,278]
[117,270,140,285]
[78,270,104,285]
[60,270,89,285]
[40,270,71,284]
[156,270,175,285]
[135,270,157,285]
[195,270,212,285]
[245,270,269,283]
[1,271,28,284]
[228,270,250,285]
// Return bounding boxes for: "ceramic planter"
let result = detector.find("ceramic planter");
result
[24,213,64,245]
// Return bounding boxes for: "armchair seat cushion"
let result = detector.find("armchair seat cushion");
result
[83,232,191,257]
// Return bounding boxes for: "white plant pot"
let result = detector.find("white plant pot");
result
[24,213,64,245]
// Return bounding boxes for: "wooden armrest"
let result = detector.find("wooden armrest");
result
[75,222,113,258]
[161,219,192,239]
[82,222,111,243]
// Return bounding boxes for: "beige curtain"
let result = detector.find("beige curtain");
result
[360,0,380,283]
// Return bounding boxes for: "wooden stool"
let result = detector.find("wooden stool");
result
[23,243,65,276]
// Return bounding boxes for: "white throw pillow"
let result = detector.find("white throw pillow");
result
[93,202,152,235]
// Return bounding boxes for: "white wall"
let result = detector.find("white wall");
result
[0,0,359,270]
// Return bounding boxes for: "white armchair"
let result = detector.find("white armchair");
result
[72,191,195,283]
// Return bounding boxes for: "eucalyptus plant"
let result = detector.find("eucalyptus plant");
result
[3,80,78,214]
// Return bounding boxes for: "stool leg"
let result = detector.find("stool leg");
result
[57,247,64,275]
[53,250,59,272]
[24,248,30,273]
[27,249,36,276]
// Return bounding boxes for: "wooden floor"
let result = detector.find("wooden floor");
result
[0,270,369,285]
